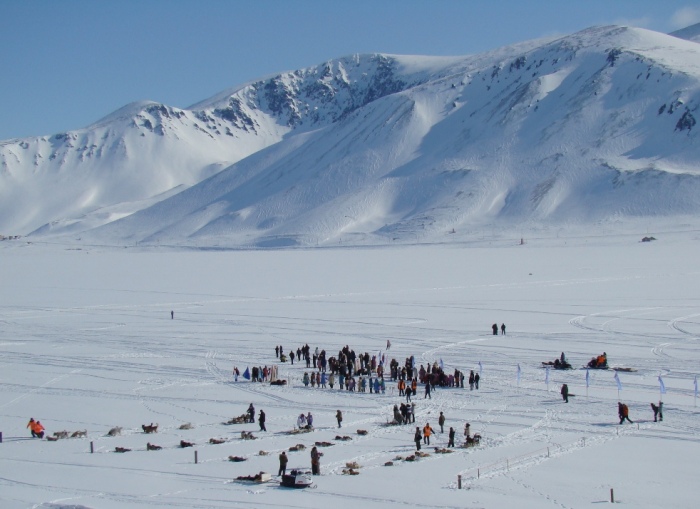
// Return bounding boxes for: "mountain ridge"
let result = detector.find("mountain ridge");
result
[3,25,700,246]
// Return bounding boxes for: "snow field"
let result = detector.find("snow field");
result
[1,233,699,508]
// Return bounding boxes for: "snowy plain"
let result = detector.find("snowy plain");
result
[2,225,700,509]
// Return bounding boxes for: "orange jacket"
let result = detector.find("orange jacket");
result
[411,380,417,391]
[31,421,44,433]
[423,425,433,437]
[398,380,405,390]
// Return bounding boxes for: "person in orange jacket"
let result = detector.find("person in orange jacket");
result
[27,418,45,438]
[422,423,433,445]
[398,379,405,396]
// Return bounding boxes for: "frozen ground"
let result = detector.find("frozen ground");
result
[1,227,700,508]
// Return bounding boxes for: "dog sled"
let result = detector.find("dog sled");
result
[586,353,608,369]
[281,469,315,489]
[541,360,572,370]
[234,471,273,484]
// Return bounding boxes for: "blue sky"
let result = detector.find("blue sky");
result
[1,0,699,140]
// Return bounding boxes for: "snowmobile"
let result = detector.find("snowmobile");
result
[281,469,314,488]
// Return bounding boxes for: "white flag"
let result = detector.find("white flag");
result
[614,371,622,391]
[439,358,444,371]
[659,375,666,394]
[585,368,590,388]
[516,364,521,383]
[478,361,483,374]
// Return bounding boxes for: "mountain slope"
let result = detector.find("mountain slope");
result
[82,25,700,248]
[2,53,474,235]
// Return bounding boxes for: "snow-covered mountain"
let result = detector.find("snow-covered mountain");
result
[671,22,700,43]
[3,25,700,247]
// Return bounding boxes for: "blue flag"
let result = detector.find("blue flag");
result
[243,367,250,380]
[585,368,590,388]
[659,376,666,394]
[516,364,521,383]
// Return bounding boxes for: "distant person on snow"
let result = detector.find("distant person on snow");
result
[492,323,498,335]
[561,383,569,403]
[448,426,456,447]
[171,310,174,319]
[336,409,343,428]
[414,427,422,450]
[27,418,45,438]
[501,323,506,335]
[651,401,663,422]
[618,402,633,424]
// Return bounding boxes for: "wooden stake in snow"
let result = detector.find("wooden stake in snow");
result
[195,450,198,464]
[458,474,462,489]
[90,441,94,453]
[610,488,614,503]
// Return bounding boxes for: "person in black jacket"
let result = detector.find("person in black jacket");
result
[448,427,456,447]
[561,383,569,403]
[414,427,422,451]
[258,409,266,431]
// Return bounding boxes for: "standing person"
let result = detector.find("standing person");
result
[422,423,433,445]
[464,422,471,440]
[561,383,569,403]
[438,411,446,433]
[328,372,335,389]
[405,402,413,424]
[278,451,288,476]
[474,372,480,390]
[501,323,506,335]
[310,446,322,475]
[233,367,239,382]
[469,370,475,390]
[424,381,431,399]
[275,346,279,358]
[448,427,456,447]
[414,427,422,451]
[411,402,416,423]
[336,409,343,428]
[386,339,391,350]
[171,310,174,319]
[306,412,314,429]
[247,404,255,423]
[290,351,295,365]
[651,402,664,422]
[258,409,267,431]
[492,323,498,335]
[618,402,633,424]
